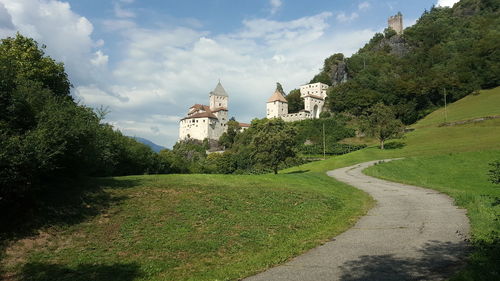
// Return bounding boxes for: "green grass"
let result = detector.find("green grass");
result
[2,173,372,281]
[414,87,500,128]
[364,151,500,280]
[2,87,500,281]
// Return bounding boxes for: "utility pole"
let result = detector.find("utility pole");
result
[323,122,326,160]
[444,88,448,123]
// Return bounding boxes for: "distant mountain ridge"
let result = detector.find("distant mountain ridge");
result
[130,136,166,152]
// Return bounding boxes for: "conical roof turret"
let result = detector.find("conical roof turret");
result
[209,81,228,97]
[267,89,288,103]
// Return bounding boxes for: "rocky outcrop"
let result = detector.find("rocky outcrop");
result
[329,61,349,86]
[373,35,410,57]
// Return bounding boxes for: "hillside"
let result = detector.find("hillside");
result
[310,0,499,125]
[413,87,500,128]
[2,87,499,280]
[292,87,500,280]
[130,136,166,153]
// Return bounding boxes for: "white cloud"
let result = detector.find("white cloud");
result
[336,12,359,23]
[0,2,14,29]
[83,11,374,147]
[436,0,459,7]
[114,2,135,18]
[270,0,282,15]
[1,0,376,147]
[358,2,371,11]
[0,0,107,87]
[91,50,109,67]
[102,19,136,31]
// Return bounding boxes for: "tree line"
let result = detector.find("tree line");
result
[0,34,164,212]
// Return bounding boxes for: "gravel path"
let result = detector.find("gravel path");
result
[245,160,470,281]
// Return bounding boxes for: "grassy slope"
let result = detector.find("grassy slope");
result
[286,87,500,280]
[360,87,500,280]
[365,151,500,241]
[414,87,500,128]
[2,171,372,281]
[3,87,500,281]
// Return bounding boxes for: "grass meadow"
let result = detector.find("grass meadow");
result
[1,87,499,280]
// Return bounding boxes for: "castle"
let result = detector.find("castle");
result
[266,82,329,122]
[178,82,230,141]
[178,81,329,142]
[388,12,403,35]
[178,14,403,141]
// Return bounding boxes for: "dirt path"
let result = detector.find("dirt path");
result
[245,160,470,281]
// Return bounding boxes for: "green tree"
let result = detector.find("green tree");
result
[276,82,285,95]
[488,160,500,184]
[251,118,297,174]
[0,34,160,213]
[286,89,304,113]
[0,33,71,98]
[361,103,405,149]
[218,120,240,148]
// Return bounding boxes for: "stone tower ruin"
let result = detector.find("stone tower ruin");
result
[388,12,403,35]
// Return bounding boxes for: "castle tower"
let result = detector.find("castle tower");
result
[388,12,403,35]
[209,81,228,110]
[266,89,288,118]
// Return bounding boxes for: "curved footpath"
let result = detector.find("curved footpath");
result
[245,160,470,281]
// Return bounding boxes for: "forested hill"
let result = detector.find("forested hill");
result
[310,0,499,124]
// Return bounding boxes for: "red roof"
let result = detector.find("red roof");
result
[239,122,251,127]
[267,89,288,103]
[181,111,218,120]
[211,107,228,112]
[189,104,211,111]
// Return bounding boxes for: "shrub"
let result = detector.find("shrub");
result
[488,160,500,184]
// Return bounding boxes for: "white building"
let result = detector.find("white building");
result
[179,82,229,141]
[300,82,328,99]
[266,82,329,122]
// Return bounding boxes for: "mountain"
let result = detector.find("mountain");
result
[130,136,166,153]
[310,0,499,125]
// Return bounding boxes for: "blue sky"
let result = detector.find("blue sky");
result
[0,0,459,147]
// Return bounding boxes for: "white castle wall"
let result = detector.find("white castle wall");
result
[304,97,325,119]
[266,101,288,118]
[281,111,313,122]
[300,82,328,99]
[179,118,212,140]
[210,95,227,110]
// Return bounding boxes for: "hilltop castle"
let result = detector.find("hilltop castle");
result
[388,12,403,35]
[178,14,404,141]
[178,82,230,141]
[266,82,329,122]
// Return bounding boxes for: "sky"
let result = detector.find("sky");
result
[0,0,460,148]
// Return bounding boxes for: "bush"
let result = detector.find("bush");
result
[0,34,160,213]
[299,143,366,156]
[488,160,500,184]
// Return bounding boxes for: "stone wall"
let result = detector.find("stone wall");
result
[388,12,403,35]
[281,111,312,122]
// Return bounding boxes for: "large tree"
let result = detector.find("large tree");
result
[251,118,297,174]
[0,34,158,215]
[0,33,71,98]
[219,120,240,149]
[361,103,405,149]
[286,89,304,113]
